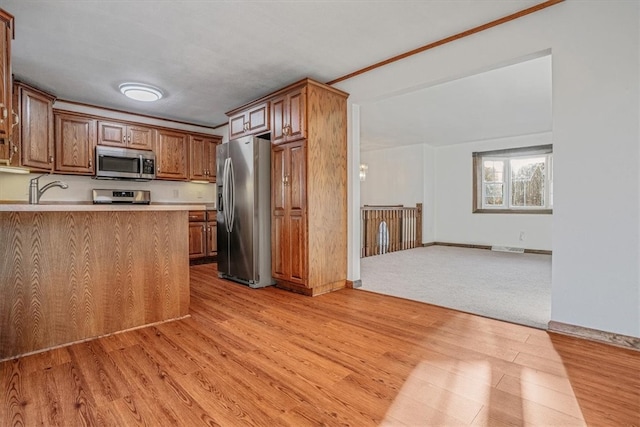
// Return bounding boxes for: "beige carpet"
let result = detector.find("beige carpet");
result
[359,245,552,329]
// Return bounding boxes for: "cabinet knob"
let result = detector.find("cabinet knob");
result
[0,103,6,123]
[49,156,54,163]
[88,158,92,167]
[243,122,249,131]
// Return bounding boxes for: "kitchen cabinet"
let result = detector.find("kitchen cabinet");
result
[271,86,305,145]
[269,79,349,296]
[154,128,188,180]
[188,210,207,259]
[11,81,55,171]
[189,134,221,182]
[54,111,96,174]
[272,140,306,285]
[0,9,14,144]
[227,100,269,140]
[98,120,153,150]
[206,210,217,256]
[188,210,217,260]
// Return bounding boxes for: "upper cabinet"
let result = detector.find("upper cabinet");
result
[98,120,153,150]
[189,134,221,182]
[271,86,305,145]
[227,100,269,140]
[155,128,189,180]
[13,81,55,171]
[0,9,14,143]
[54,111,96,175]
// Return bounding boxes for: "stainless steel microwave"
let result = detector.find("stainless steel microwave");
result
[95,146,156,181]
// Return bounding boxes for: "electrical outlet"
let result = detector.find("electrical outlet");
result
[197,191,203,199]
[519,231,525,241]
[172,189,179,198]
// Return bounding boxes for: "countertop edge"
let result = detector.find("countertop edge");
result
[0,203,213,212]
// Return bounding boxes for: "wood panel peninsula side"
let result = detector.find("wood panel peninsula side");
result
[0,204,196,360]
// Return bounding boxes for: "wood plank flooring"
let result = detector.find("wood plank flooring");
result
[1,263,639,426]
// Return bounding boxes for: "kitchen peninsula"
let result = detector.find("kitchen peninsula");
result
[0,202,204,360]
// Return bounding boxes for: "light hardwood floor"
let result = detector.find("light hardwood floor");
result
[1,263,638,426]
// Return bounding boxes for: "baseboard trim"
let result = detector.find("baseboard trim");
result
[548,321,640,351]
[0,314,192,362]
[423,241,551,255]
[346,279,362,289]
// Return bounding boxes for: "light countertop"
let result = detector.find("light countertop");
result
[0,201,215,212]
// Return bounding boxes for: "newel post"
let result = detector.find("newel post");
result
[416,203,423,246]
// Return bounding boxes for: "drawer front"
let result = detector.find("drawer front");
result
[188,211,206,222]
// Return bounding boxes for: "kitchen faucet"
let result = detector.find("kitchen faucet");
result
[29,174,69,204]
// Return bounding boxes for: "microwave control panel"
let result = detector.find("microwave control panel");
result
[142,158,155,175]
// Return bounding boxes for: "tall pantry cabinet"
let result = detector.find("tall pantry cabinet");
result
[0,9,13,152]
[269,79,348,296]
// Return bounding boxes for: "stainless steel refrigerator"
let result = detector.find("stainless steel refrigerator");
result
[216,135,274,288]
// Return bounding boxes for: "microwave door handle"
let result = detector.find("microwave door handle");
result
[139,154,143,178]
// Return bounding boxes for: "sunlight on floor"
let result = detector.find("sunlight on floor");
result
[380,338,588,426]
[381,360,492,425]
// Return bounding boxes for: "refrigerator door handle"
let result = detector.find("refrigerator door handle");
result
[228,158,236,232]
[222,158,231,233]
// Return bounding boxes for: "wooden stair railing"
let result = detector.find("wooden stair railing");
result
[360,203,422,257]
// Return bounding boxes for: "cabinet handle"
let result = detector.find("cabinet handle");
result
[11,111,19,128]
[243,122,249,131]
[128,135,131,143]
[157,167,161,174]
[88,158,92,167]
[49,156,53,163]
[283,124,290,136]
[0,103,6,123]
[283,174,289,185]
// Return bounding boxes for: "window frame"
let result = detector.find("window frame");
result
[473,144,553,214]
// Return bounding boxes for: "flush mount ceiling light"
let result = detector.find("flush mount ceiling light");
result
[119,83,163,102]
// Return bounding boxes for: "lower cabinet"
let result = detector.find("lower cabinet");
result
[188,210,217,261]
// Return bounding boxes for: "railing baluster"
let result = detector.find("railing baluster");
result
[360,204,422,258]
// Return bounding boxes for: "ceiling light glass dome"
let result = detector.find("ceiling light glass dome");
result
[119,83,164,102]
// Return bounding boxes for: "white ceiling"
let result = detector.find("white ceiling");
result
[360,54,552,151]
[4,0,546,139]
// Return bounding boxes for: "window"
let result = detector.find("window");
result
[473,145,552,213]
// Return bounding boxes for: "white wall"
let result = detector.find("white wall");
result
[360,144,424,207]
[434,132,552,250]
[0,102,225,204]
[337,0,640,338]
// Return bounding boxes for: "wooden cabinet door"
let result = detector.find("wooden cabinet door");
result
[228,113,248,140]
[189,135,219,182]
[189,135,207,181]
[54,113,96,174]
[99,121,153,150]
[271,95,286,144]
[0,11,12,142]
[287,141,306,283]
[228,101,269,140]
[98,121,127,148]
[189,221,206,259]
[127,124,153,150]
[155,129,188,180]
[19,85,54,171]
[271,140,306,284]
[206,138,218,182]
[207,222,217,256]
[272,144,287,278]
[271,88,305,145]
